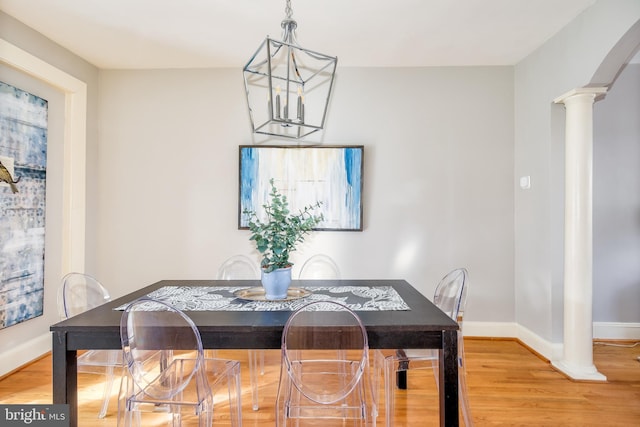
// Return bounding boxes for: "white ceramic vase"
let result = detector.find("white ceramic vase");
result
[261,266,292,300]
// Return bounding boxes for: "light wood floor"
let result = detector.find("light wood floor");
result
[1,339,639,426]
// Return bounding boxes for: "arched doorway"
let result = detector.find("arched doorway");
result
[552,19,640,380]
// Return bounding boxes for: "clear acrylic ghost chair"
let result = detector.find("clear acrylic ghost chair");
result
[118,297,242,427]
[298,254,341,280]
[57,272,123,419]
[297,254,357,413]
[217,255,263,411]
[276,300,374,426]
[375,268,472,426]
[217,254,260,280]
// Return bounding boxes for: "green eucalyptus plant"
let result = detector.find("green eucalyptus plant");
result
[243,179,323,273]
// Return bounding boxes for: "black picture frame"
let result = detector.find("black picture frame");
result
[239,145,364,231]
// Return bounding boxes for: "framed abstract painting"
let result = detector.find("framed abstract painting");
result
[239,145,363,231]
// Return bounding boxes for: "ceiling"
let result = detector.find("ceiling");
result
[0,0,600,69]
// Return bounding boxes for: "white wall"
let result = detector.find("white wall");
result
[593,63,640,324]
[0,61,65,375]
[2,0,640,376]
[0,11,99,376]
[514,0,640,353]
[96,66,515,323]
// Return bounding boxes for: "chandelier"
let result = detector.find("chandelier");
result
[243,0,338,139]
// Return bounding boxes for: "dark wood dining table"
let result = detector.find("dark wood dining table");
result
[50,279,460,426]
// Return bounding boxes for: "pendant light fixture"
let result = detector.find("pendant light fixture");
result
[243,0,338,139]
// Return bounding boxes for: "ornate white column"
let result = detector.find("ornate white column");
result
[552,87,607,381]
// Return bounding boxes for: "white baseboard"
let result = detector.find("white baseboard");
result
[462,321,518,338]
[0,332,50,377]
[516,324,563,361]
[463,321,557,361]
[464,321,639,361]
[594,322,640,340]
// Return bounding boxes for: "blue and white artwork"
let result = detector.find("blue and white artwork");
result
[239,145,363,231]
[0,81,48,329]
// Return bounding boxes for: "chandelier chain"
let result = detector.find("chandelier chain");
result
[285,0,293,19]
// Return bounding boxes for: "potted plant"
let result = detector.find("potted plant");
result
[243,179,323,299]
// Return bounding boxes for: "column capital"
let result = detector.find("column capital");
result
[554,87,608,104]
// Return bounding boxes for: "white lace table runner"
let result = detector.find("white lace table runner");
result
[114,285,410,312]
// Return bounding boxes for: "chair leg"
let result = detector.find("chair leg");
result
[226,362,242,427]
[372,353,379,416]
[199,400,213,427]
[385,351,474,427]
[275,366,289,427]
[117,372,142,427]
[431,357,439,392]
[394,349,409,390]
[458,345,473,427]
[365,359,378,425]
[396,370,407,390]
[98,366,116,418]
[459,374,473,426]
[248,350,261,410]
[170,411,181,427]
[116,375,127,427]
[429,347,473,426]
[384,355,399,427]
